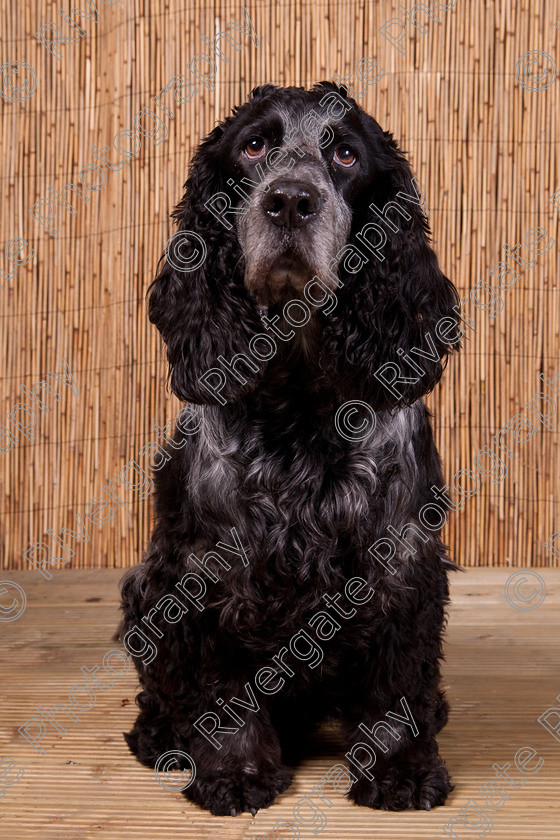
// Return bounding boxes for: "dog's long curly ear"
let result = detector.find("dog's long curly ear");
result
[148,122,266,405]
[320,121,461,411]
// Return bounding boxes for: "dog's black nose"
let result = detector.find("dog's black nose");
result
[262,181,322,229]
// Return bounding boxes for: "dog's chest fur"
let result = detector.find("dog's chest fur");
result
[187,381,423,561]
[156,321,433,640]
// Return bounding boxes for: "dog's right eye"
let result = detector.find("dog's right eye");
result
[244,138,266,158]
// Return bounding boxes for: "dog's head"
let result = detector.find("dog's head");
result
[223,84,362,306]
[149,82,460,408]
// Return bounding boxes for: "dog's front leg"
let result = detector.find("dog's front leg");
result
[341,570,453,811]
[343,691,452,811]
[181,680,293,816]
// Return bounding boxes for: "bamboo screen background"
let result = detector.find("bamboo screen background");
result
[1,0,559,573]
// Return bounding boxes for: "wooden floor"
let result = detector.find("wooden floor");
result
[1,569,559,839]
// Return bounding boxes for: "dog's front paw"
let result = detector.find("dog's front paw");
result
[348,760,452,811]
[185,765,293,816]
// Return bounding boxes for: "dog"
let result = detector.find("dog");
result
[118,81,461,816]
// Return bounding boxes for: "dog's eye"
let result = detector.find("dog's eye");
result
[244,138,266,158]
[333,145,357,167]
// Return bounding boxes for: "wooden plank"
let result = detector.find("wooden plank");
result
[0,570,559,838]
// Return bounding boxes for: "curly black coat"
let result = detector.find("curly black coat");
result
[118,82,461,817]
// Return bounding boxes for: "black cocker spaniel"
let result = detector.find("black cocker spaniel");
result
[118,81,461,817]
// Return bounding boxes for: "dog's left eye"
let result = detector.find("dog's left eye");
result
[244,138,266,158]
[333,145,357,167]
